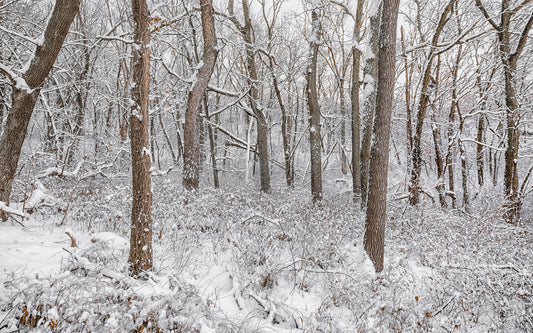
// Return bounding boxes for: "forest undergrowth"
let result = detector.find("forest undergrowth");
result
[0,167,532,332]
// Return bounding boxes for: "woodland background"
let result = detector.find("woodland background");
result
[0,0,532,331]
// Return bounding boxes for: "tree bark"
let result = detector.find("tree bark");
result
[128,0,153,277]
[339,79,347,175]
[350,0,364,198]
[363,0,400,273]
[0,0,80,219]
[272,65,293,187]
[476,115,485,187]
[360,3,381,207]
[205,95,219,189]
[307,10,322,202]
[182,0,218,190]
[0,84,5,133]
[446,93,457,209]
[431,114,447,208]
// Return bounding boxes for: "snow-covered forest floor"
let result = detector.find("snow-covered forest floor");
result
[0,167,532,332]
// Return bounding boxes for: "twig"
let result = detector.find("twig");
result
[9,215,25,228]
[65,231,77,247]
[433,296,456,317]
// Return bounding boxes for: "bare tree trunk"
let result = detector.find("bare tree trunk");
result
[182,0,218,190]
[0,84,5,133]
[273,66,293,187]
[457,107,469,212]
[475,0,532,223]
[307,10,322,202]
[474,63,495,188]
[175,114,184,163]
[408,0,456,206]
[0,33,4,131]
[67,14,91,165]
[429,55,447,208]
[150,114,158,166]
[431,112,447,208]
[204,95,219,189]
[339,79,347,175]
[128,0,153,277]
[158,111,178,164]
[227,0,271,193]
[400,27,414,158]
[364,0,400,273]
[476,114,485,186]
[291,90,300,183]
[350,0,364,198]
[360,3,381,207]
[0,0,80,220]
[446,98,457,209]
[117,57,131,142]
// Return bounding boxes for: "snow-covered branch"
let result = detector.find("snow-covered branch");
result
[95,35,134,44]
[0,62,17,85]
[0,201,27,218]
[0,25,39,45]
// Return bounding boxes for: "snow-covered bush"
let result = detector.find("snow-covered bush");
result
[1,176,531,332]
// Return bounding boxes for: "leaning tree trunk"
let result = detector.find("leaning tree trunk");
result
[0,0,80,220]
[307,10,322,202]
[271,60,293,187]
[182,0,218,190]
[128,0,153,277]
[363,0,400,274]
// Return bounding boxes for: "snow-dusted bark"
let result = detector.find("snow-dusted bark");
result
[307,9,322,202]
[0,0,80,220]
[182,0,219,190]
[363,0,400,273]
[128,0,153,277]
[359,2,382,207]
[350,0,364,198]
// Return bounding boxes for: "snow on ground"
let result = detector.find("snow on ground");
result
[0,221,69,279]
[0,174,532,332]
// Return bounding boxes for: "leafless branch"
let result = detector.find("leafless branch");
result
[474,0,499,30]
[510,12,533,66]
[0,25,39,45]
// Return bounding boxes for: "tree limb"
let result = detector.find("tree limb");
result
[510,0,533,14]
[510,12,533,67]
[0,25,39,45]
[474,0,499,30]
[0,63,17,85]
